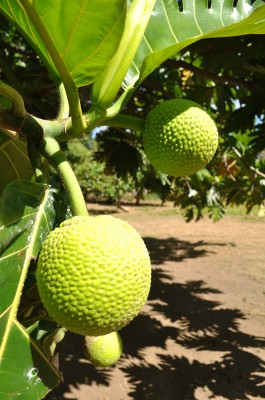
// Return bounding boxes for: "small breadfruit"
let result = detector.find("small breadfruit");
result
[36,215,151,336]
[84,331,123,367]
[143,99,218,177]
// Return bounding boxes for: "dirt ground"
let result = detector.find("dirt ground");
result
[45,202,265,400]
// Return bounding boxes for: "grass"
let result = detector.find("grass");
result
[143,196,264,219]
[226,204,259,216]
[225,204,265,223]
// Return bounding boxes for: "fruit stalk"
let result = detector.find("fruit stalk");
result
[104,113,145,132]
[0,81,26,117]
[20,0,86,135]
[27,138,47,184]
[57,83,70,119]
[40,137,88,217]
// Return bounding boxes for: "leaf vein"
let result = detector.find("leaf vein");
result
[162,1,179,43]
[193,2,203,35]
[70,5,125,74]
[0,188,50,360]
[62,0,89,59]
[0,245,29,262]
[1,148,20,179]
[0,211,37,230]
[0,305,12,320]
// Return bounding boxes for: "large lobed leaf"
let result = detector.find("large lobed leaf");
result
[0,181,70,399]
[123,0,265,89]
[1,0,264,93]
[0,0,126,87]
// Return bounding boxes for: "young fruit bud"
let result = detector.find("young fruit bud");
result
[84,332,123,367]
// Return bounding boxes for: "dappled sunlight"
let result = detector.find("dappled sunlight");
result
[46,269,265,400]
[45,205,265,400]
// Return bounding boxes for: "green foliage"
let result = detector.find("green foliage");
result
[94,128,172,204]
[0,130,34,194]
[169,170,226,222]
[96,34,265,219]
[123,0,265,91]
[65,138,135,204]
[0,181,70,398]
[0,16,58,118]
[0,0,126,87]
[0,1,265,398]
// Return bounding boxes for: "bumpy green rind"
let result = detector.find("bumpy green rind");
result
[36,216,151,336]
[143,99,218,177]
[84,331,123,367]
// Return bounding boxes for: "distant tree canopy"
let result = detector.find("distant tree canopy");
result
[1,15,265,220]
[95,34,265,220]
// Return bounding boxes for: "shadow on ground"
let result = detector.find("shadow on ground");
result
[143,236,227,264]
[45,237,265,400]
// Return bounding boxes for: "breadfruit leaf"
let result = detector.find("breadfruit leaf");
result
[0,0,126,87]
[123,0,265,89]
[0,130,34,195]
[0,181,70,399]
[1,1,264,92]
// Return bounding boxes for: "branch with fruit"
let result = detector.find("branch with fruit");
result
[0,1,264,398]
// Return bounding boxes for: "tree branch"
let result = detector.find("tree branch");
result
[232,146,265,179]
[165,59,257,89]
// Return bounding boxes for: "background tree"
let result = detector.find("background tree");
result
[95,34,265,219]
[1,17,265,220]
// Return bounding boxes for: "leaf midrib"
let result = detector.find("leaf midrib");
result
[0,188,49,360]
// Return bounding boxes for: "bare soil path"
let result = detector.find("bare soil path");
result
[45,202,265,400]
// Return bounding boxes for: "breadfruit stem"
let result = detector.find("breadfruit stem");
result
[27,139,47,184]
[104,113,145,132]
[0,81,26,117]
[57,83,70,119]
[105,87,135,118]
[20,0,86,135]
[40,137,88,217]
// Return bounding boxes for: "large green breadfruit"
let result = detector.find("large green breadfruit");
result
[143,99,218,177]
[36,215,151,336]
